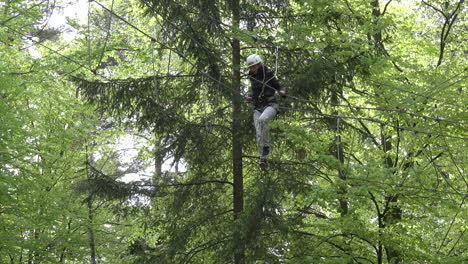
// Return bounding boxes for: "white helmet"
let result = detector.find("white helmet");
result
[246,54,262,67]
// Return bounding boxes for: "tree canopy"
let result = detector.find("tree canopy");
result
[1,0,466,263]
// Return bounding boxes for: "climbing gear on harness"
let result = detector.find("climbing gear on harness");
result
[246,54,262,67]
[257,95,276,104]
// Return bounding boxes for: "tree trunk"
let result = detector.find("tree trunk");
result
[231,0,244,263]
[154,132,163,177]
[332,90,348,217]
[336,134,348,216]
[85,149,97,264]
[370,0,383,45]
[3,0,10,15]
[332,91,351,262]
[381,127,402,264]
[384,195,402,264]
[87,199,97,264]
[59,218,73,262]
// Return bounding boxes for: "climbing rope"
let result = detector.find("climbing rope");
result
[6,0,465,145]
[87,0,92,70]
[90,0,467,127]
[95,0,114,73]
[151,38,158,98]
[381,124,389,169]
[345,114,359,173]
[273,46,279,76]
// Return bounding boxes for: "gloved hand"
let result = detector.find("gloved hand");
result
[278,89,287,97]
[244,96,254,103]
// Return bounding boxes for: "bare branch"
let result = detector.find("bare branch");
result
[437,198,465,253]
[422,0,447,18]
[447,229,466,256]
[382,0,393,16]
[297,208,329,219]
[139,180,234,187]
[423,0,464,66]
[368,191,384,228]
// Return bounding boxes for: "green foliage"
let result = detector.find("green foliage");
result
[1,0,466,263]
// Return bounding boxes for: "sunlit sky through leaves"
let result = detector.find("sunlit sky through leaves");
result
[46,0,186,180]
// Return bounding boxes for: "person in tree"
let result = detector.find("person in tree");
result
[244,54,286,168]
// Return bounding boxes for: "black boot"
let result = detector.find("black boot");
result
[259,157,268,172]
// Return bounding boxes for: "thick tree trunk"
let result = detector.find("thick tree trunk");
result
[231,0,244,263]
[336,134,348,216]
[332,94,351,262]
[332,90,348,217]
[381,128,402,264]
[384,196,402,264]
[154,133,163,176]
[335,123,351,264]
[87,199,97,264]
[370,0,383,45]
[3,0,9,15]
[59,219,73,262]
[85,149,97,264]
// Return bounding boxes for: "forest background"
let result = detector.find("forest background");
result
[0,0,466,263]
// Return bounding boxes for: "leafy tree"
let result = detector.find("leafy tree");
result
[1,0,466,263]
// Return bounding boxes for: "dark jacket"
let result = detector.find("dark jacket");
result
[248,65,284,109]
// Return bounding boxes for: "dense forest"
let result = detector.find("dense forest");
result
[1,0,466,263]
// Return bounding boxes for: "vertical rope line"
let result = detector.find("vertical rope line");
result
[151,39,157,99]
[398,127,411,187]
[255,35,259,54]
[382,124,389,169]
[336,116,342,177]
[336,117,341,136]
[441,130,468,188]
[167,49,172,75]
[437,197,466,254]
[259,64,266,99]
[153,21,160,98]
[410,115,420,186]
[165,48,172,102]
[200,75,204,101]
[215,74,221,108]
[95,0,114,72]
[346,116,358,173]
[201,75,210,131]
[410,115,416,161]
[87,0,92,69]
[274,46,279,76]
[397,116,416,187]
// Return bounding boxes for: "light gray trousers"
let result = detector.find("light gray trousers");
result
[253,105,278,158]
